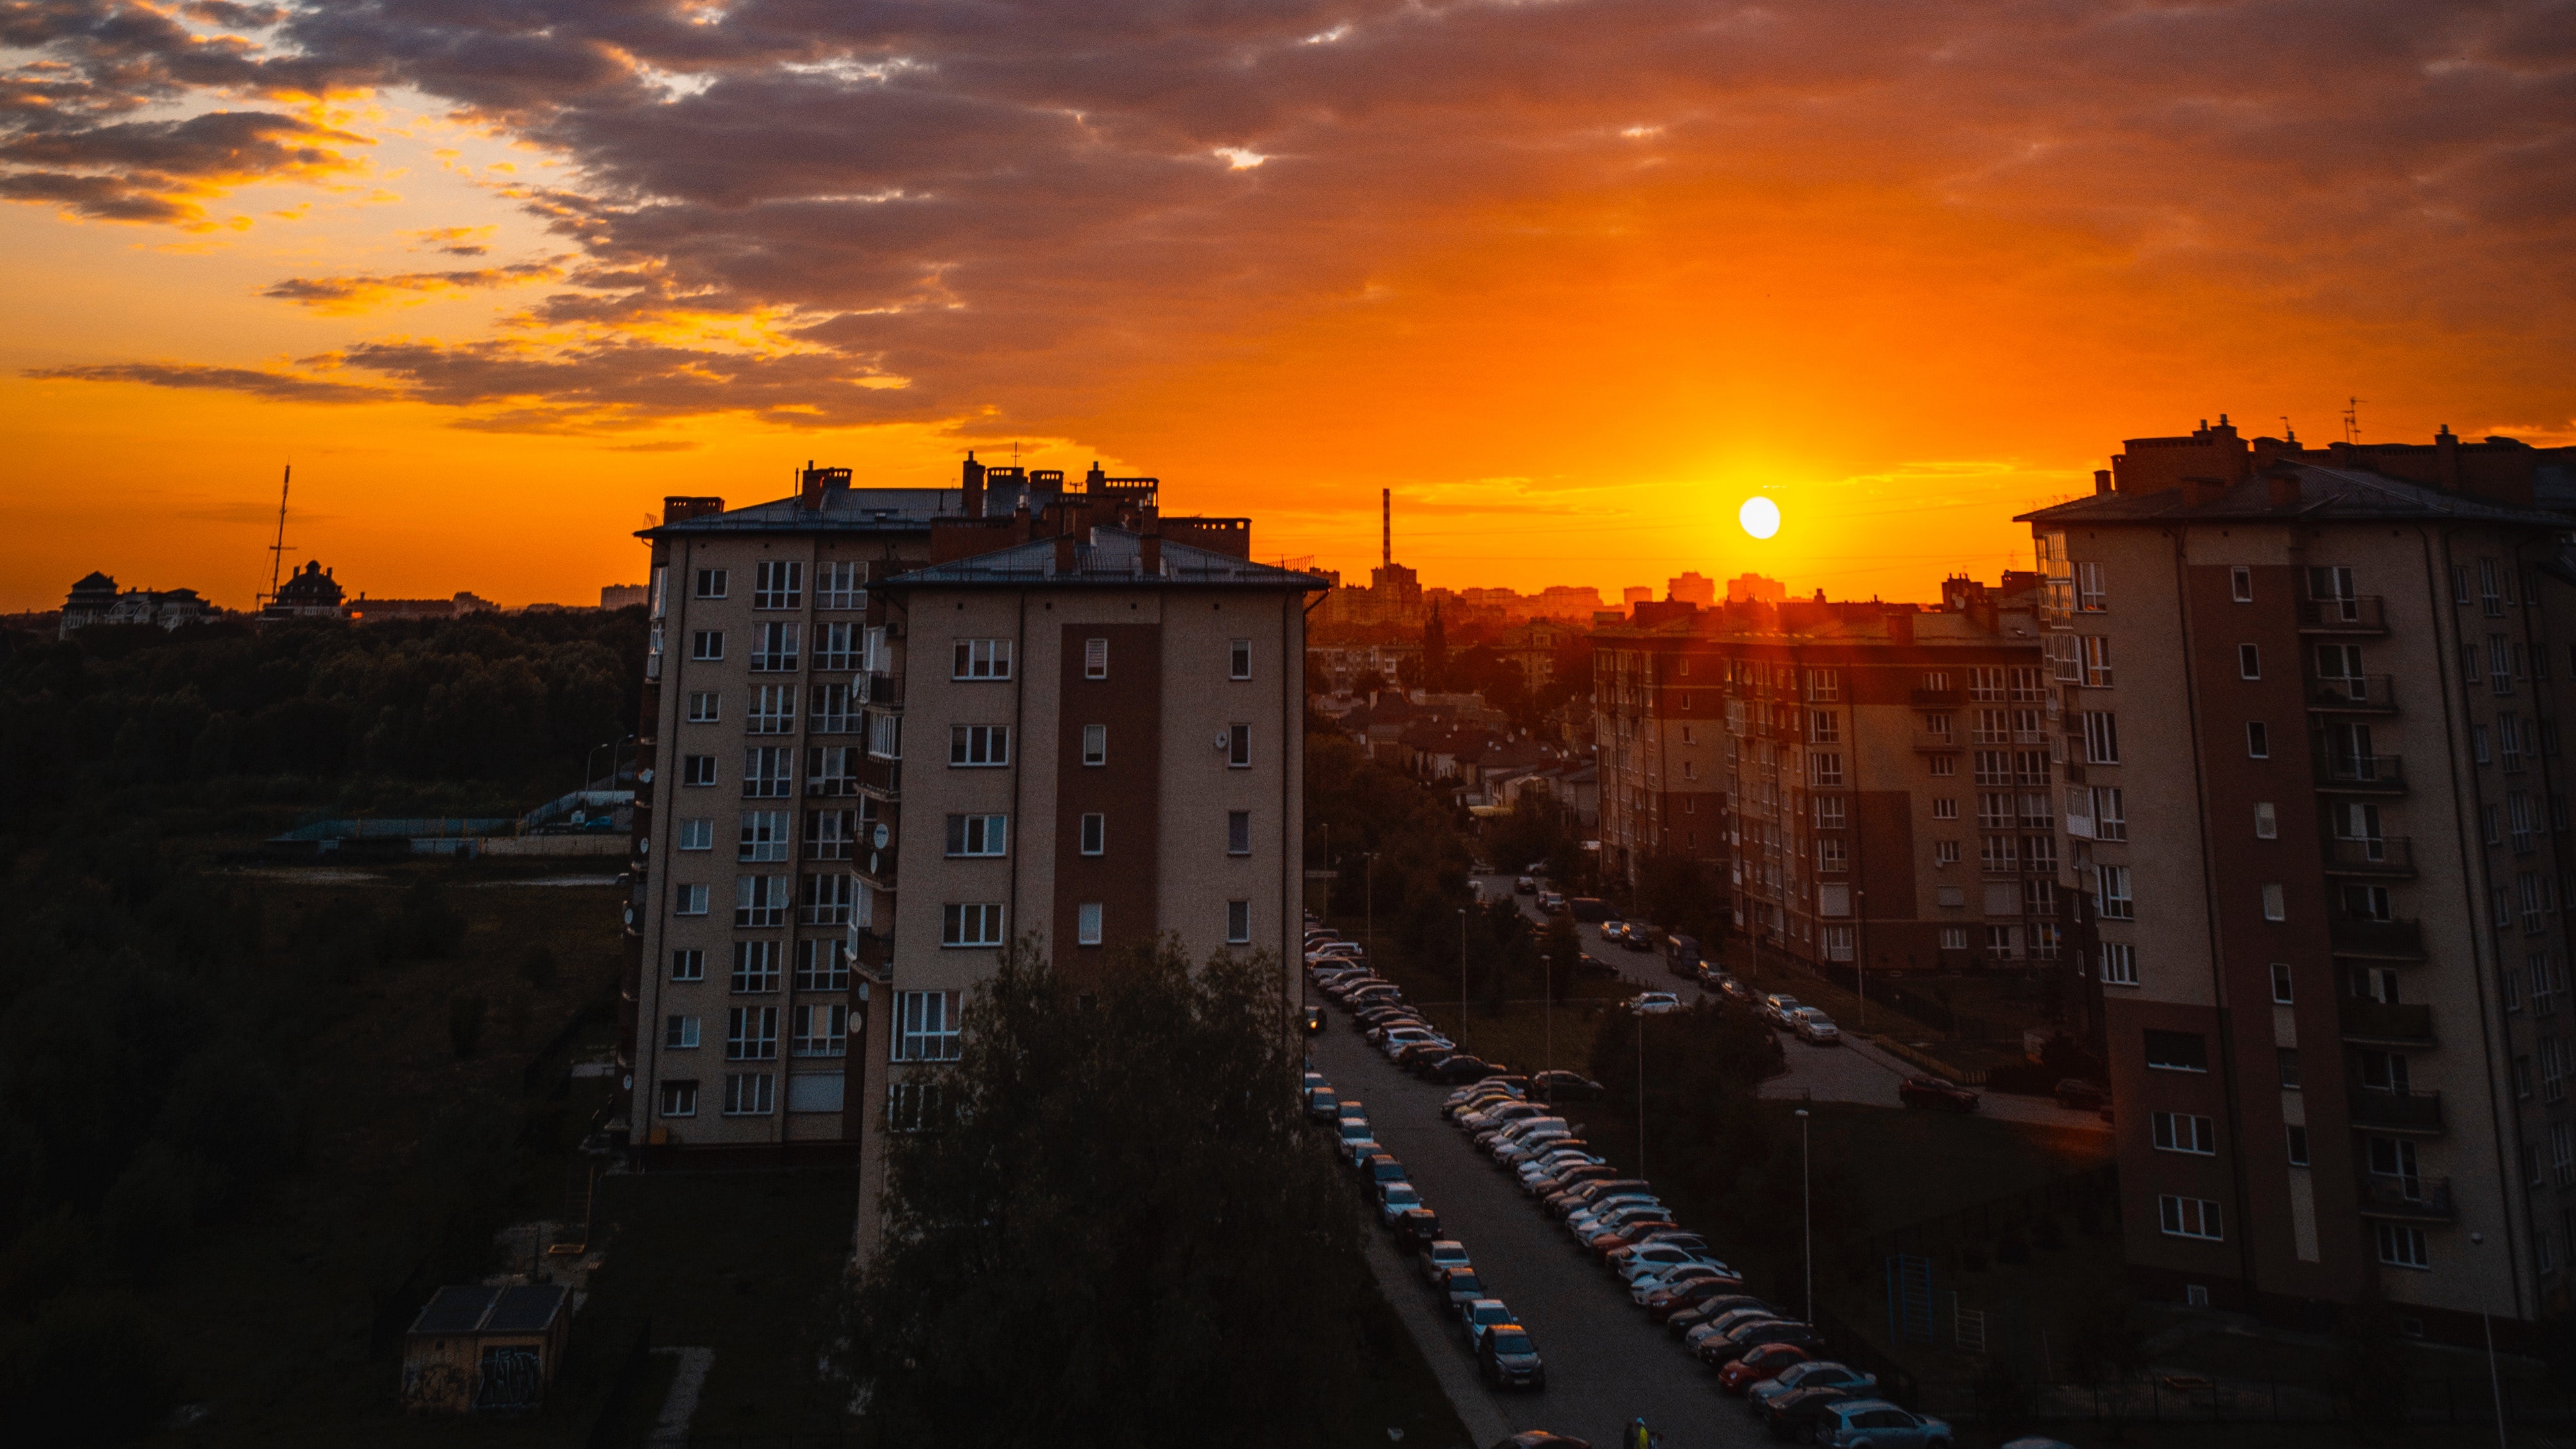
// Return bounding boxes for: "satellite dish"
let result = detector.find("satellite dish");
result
[872,822,892,849]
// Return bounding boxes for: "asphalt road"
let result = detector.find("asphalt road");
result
[1311,1019,1771,1449]
[1466,875,2110,1135]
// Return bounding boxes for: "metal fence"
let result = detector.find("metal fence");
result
[1911,1376,2576,1429]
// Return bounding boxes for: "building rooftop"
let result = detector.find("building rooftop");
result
[876,525,1328,591]
[2018,459,2575,529]
[641,486,963,538]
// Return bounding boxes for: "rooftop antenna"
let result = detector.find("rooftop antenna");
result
[2343,396,2363,445]
[2279,415,2295,443]
[262,465,293,606]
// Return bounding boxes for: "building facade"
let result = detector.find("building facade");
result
[620,462,1317,1209]
[2022,419,2576,1340]
[1593,584,2096,1021]
[58,571,214,634]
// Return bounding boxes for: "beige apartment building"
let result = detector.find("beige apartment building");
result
[618,463,1319,1187]
[1592,584,2099,1029]
[2021,419,2576,1342]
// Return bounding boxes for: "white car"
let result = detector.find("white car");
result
[1631,1263,1731,1304]
[1619,1244,1721,1283]
[1461,1297,1514,1347]
[1380,1028,1451,1059]
[1378,1181,1425,1226]
[1519,1152,1601,1187]
[1790,1008,1842,1044]
[1626,991,1682,1014]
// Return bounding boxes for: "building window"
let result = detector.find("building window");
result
[793,1004,849,1057]
[735,874,788,928]
[1085,637,1109,679]
[745,685,797,735]
[688,691,720,722]
[1934,840,1962,867]
[2262,883,2286,922]
[659,1079,698,1117]
[691,629,726,661]
[1969,667,2005,702]
[942,902,1006,947]
[2278,1047,2301,1088]
[679,818,714,851]
[2481,558,2505,616]
[2158,1195,2224,1241]
[1228,810,1252,855]
[1080,812,1106,855]
[1939,926,1968,951]
[665,1014,700,1049]
[2246,722,2269,759]
[750,621,801,672]
[2238,643,2261,679]
[743,747,793,798]
[804,745,857,797]
[2082,711,2120,765]
[1228,723,1252,767]
[2269,961,2294,1003]
[798,873,854,926]
[738,810,790,862]
[817,560,863,610]
[2092,786,2127,841]
[1931,797,1957,820]
[2254,801,2276,839]
[893,990,961,1061]
[1822,924,1854,961]
[2151,1112,2216,1155]
[2288,1125,2310,1167]
[1980,835,2018,873]
[722,1073,775,1116]
[2556,1124,2575,1187]
[1082,724,1107,767]
[2230,566,2252,602]
[675,883,710,916]
[795,939,850,991]
[694,568,728,599]
[950,724,1012,767]
[814,621,861,672]
[810,681,857,734]
[683,754,718,787]
[1817,839,1847,873]
[2082,635,2114,688]
[1226,899,1252,944]
[2376,1224,2430,1271]
[1077,902,1104,947]
[1810,753,1844,788]
[2145,1028,2209,1071]
[2076,561,2108,611]
[2098,864,2133,920]
[945,814,1008,857]
[953,639,1014,680]
[1229,639,1252,680]
[1809,710,1841,745]
[726,1006,780,1061]
[1985,924,2018,959]
[730,940,781,992]
[671,948,705,982]
[2100,942,2139,986]
[1807,668,1842,702]
[753,560,803,610]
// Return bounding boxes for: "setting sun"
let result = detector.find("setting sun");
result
[1738,496,1782,541]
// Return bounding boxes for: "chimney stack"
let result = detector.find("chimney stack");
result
[1382,488,1393,569]
[1052,534,1077,576]
[963,451,986,518]
[2093,468,2112,496]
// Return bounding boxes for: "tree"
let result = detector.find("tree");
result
[849,938,1375,1445]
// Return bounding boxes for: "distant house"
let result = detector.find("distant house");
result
[399,1283,572,1414]
[599,583,648,608]
[260,559,347,621]
[58,572,214,637]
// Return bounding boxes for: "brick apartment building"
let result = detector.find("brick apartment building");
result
[2021,418,2576,1340]
[1591,584,2099,1030]
[619,461,1321,1193]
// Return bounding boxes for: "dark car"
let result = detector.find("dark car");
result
[1568,897,1615,922]
[1364,1154,1406,1190]
[1427,1055,1510,1084]
[1899,1076,1981,1113]
[1480,1325,1546,1390]
[2053,1078,2109,1111]
[1644,1273,1750,1320]
[1392,1040,1454,1071]
[1699,1318,1825,1368]
[1664,934,1703,974]
[1670,1294,1782,1338]
[1393,1206,1444,1250]
[1529,1069,1605,1102]
[1568,951,1620,979]
[1587,1220,1680,1259]
[1764,1383,1864,1440]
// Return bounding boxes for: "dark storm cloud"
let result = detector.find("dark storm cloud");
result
[24,361,384,401]
[9,0,2575,428]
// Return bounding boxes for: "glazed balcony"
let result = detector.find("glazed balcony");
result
[2347,1089,2444,1135]
[2308,676,2398,714]
[2322,836,2415,877]
[2356,1174,2455,1221]
[2329,915,2424,960]
[2338,998,2434,1046]
[2297,596,2388,633]
[2316,753,2406,794]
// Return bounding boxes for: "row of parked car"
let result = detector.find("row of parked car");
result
[1436,1072,1957,1446]
[1303,918,1552,1392]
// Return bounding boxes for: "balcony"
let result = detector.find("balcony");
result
[1913,733,1961,753]
[2339,998,2434,1046]
[857,755,902,802]
[2307,675,2398,714]
[862,672,904,710]
[2356,1174,2455,1221]
[2316,753,2406,794]
[2322,835,2416,877]
[2330,915,2425,960]
[2296,595,2388,633]
[2347,1089,2444,1134]
[1913,688,1964,708]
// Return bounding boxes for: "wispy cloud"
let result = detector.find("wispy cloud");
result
[260,260,561,314]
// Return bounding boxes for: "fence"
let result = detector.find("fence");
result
[1911,1376,2576,1430]
[1870,1034,1989,1085]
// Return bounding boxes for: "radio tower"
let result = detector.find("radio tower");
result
[262,466,293,606]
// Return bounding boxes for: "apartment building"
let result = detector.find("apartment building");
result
[1592,584,2098,1025]
[619,460,1319,1187]
[2021,418,2576,1340]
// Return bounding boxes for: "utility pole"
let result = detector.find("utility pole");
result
[1635,1012,1646,1177]
[1457,907,1468,1051]
[1542,954,1554,1078]
[262,464,293,608]
[1855,886,1868,1034]
[1796,1108,1813,1324]
[1365,852,1379,964]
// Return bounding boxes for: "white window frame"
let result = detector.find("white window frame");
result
[941,902,1006,947]
[792,1003,850,1057]
[1227,810,1252,856]
[2157,1195,2223,1241]
[953,638,1014,680]
[659,1079,699,1117]
[893,990,962,1062]
[675,883,710,916]
[2100,942,2138,986]
[679,818,714,851]
[1229,639,1252,680]
[722,1072,775,1116]
[1226,899,1252,944]
[694,567,728,599]
[664,1014,700,1050]
[1228,722,1252,768]
[2151,1111,2216,1155]
[2098,865,2133,920]
[691,630,724,661]
[671,948,705,982]
[753,559,804,610]
[946,814,1009,857]
[725,1005,780,1061]
[688,691,720,722]
[1082,724,1107,767]
[949,724,1012,767]
[1077,902,1104,947]
[730,939,781,993]
[739,810,790,862]
[1085,637,1108,679]
[1080,812,1106,855]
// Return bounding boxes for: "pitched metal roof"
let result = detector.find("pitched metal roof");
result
[876,525,1329,591]
[2017,462,2575,529]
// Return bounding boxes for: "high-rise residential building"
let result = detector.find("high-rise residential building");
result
[618,461,1318,1199]
[1591,582,2096,1028]
[2021,418,2576,1341]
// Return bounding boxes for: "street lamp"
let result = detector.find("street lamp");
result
[1458,907,1469,1052]
[1795,1108,1813,1325]
[1855,886,1868,1034]
[1541,954,1554,1079]
[2471,1232,2508,1449]
[1635,1011,1647,1177]
[1365,851,1379,964]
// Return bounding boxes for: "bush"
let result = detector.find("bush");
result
[448,992,487,1059]
[0,1293,177,1444]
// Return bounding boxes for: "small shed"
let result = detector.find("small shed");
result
[400,1283,572,1414]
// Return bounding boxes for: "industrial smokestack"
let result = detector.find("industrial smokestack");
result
[1381,488,1391,568]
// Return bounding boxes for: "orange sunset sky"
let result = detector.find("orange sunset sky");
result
[3,1,2571,612]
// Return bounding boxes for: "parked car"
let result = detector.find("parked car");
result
[1789,1008,1843,1045]
[1685,1307,1784,1350]
[1461,1297,1514,1347]
[1764,1383,1868,1441]
[1611,1238,1716,1277]
[1716,973,1756,1004]
[1713,1340,1810,1393]
[1811,1399,1951,1448]
[1393,1206,1444,1250]
[2053,1078,2109,1111]
[1629,1263,1731,1304]
[1670,1295,1782,1339]
[1587,1218,1683,1260]
[1363,1154,1406,1190]
[1304,1085,1338,1119]
[1378,1181,1426,1226]
[1568,896,1615,922]
[1515,875,1538,894]
[1644,1275,1753,1323]
[1619,923,1658,953]
[1758,993,1804,1028]
[1538,891,1566,914]
[1749,1359,1878,1410]
[1336,1118,1375,1154]
[1664,934,1703,975]
[1698,1317,1825,1368]
[1898,1077,1981,1113]
[1570,952,1620,979]
[1427,1055,1511,1084]
[1626,991,1683,1014]
[1436,1265,1489,1314]
[1341,1134,1385,1168]
[1529,1069,1605,1102]
[1489,1435,1587,1449]
[1479,1325,1546,1391]
[1696,962,1732,990]
[1418,1239,1471,1285]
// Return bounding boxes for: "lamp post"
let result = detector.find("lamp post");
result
[1795,1108,1813,1325]
[1458,907,1469,1052]
[1365,851,1379,964]
[1542,954,1554,1078]
[1855,886,1868,1034]
[1635,1010,1647,1177]
[2471,1232,2508,1449]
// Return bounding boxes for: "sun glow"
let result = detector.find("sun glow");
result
[1739,496,1781,539]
